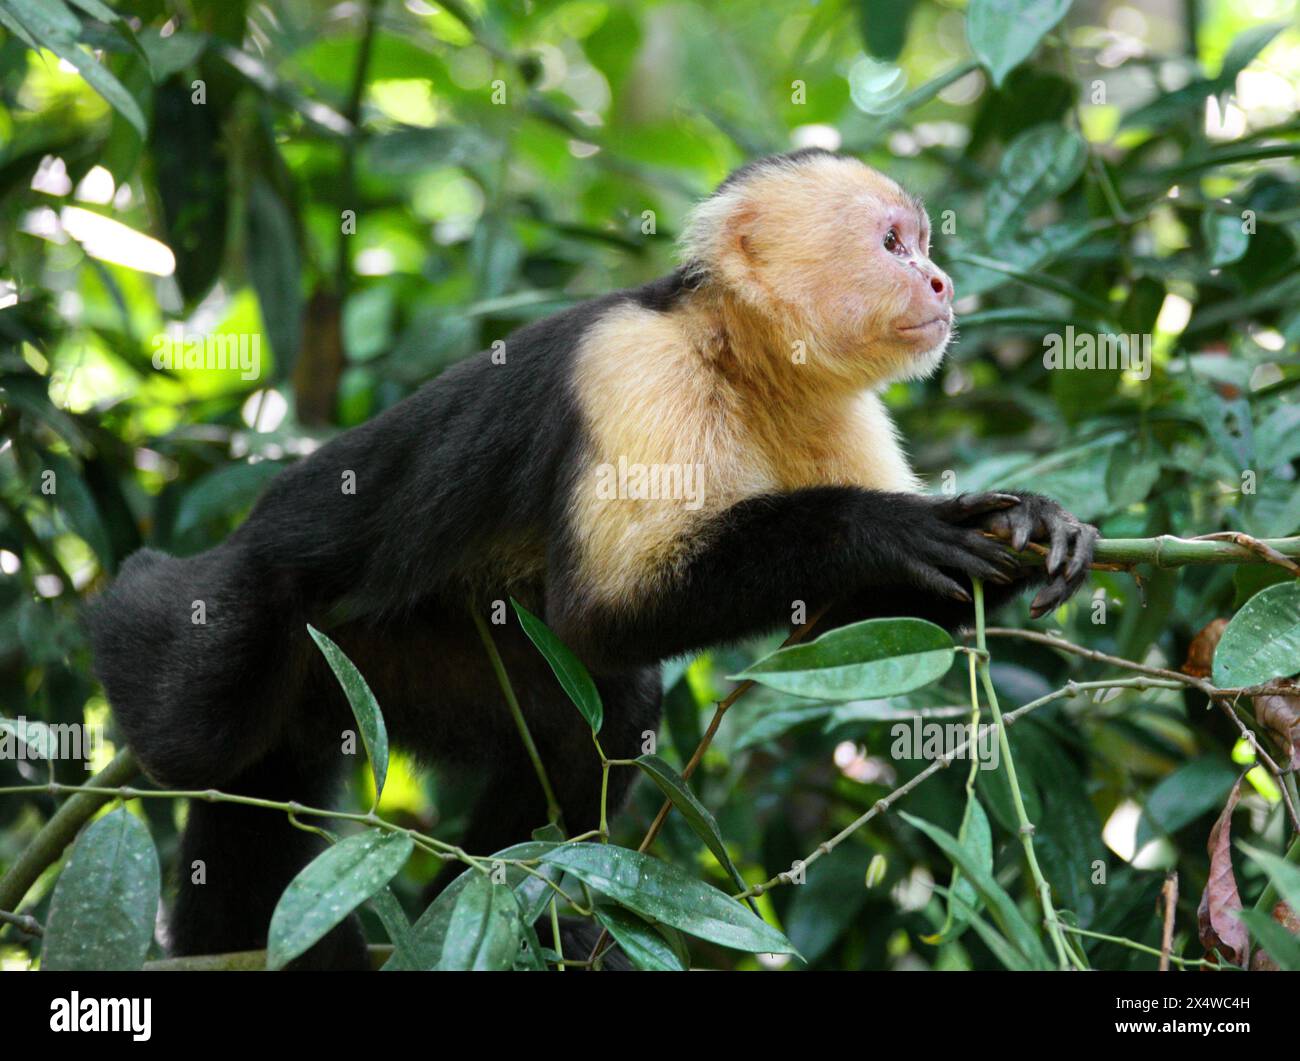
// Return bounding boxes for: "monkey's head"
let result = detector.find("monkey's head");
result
[683,149,954,388]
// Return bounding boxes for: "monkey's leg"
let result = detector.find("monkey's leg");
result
[88,543,303,789]
[171,742,368,969]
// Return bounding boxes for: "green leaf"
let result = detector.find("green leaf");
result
[1136,757,1238,848]
[362,126,490,176]
[1240,843,1300,917]
[247,177,302,371]
[541,843,798,956]
[386,841,560,970]
[438,873,524,971]
[593,905,687,970]
[6,0,147,135]
[0,3,42,50]
[900,811,1051,969]
[307,625,390,809]
[149,80,227,303]
[984,124,1088,241]
[42,809,159,970]
[731,618,954,701]
[63,0,120,21]
[936,886,1034,970]
[967,0,1072,88]
[1236,908,1300,970]
[267,830,412,970]
[1203,211,1250,267]
[172,461,283,542]
[784,842,874,963]
[368,887,418,970]
[858,0,915,60]
[511,598,603,733]
[634,754,749,898]
[1218,22,1287,83]
[1212,582,1300,688]
[927,797,993,945]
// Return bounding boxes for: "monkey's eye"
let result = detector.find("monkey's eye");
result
[883,227,902,254]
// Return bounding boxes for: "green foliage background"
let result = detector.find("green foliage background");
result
[1,0,1299,970]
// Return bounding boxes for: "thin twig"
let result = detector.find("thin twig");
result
[1159,872,1178,972]
[982,627,1300,833]
[973,581,1079,969]
[0,908,43,937]
[1193,532,1300,575]
[736,677,1184,900]
[586,605,832,964]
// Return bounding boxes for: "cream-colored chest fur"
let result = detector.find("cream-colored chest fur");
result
[567,302,919,606]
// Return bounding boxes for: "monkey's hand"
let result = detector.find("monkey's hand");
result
[892,492,1025,603]
[975,492,1098,618]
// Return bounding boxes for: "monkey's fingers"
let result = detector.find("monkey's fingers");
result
[961,529,1021,576]
[1031,573,1081,618]
[903,561,972,604]
[1029,526,1097,618]
[979,505,1037,552]
[940,492,1021,522]
[1065,523,1099,582]
[1046,517,1071,575]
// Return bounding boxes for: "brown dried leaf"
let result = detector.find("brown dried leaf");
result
[1196,774,1250,966]
[1182,618,1228,679]
[1253,694,1300,770]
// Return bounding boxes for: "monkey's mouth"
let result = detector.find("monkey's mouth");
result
[897,315,951,336]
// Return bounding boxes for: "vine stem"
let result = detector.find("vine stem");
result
[637,605,831,855]
[469,605,564,828]
[1058,924,1221,969]
[736,676,1185,900]
[586,605,833,964]
[982,626,1300,834]
[973,580,1079,971]
[1091,534,1300,567]
[0,780,509,878]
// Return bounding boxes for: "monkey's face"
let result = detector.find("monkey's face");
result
[695,155,955,389]
[783,163,954,386]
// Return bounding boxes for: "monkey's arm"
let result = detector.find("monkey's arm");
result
[550,489,1038,667]
[820,492,1098,629]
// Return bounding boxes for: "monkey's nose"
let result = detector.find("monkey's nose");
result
[928,272,952,304]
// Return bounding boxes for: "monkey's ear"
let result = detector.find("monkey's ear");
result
[713,202,769,302]
[727,204,761,265]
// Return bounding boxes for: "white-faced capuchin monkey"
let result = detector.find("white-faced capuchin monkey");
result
[89,148,1096,968]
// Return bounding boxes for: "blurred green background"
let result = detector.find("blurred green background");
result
[1,0,1298,970]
